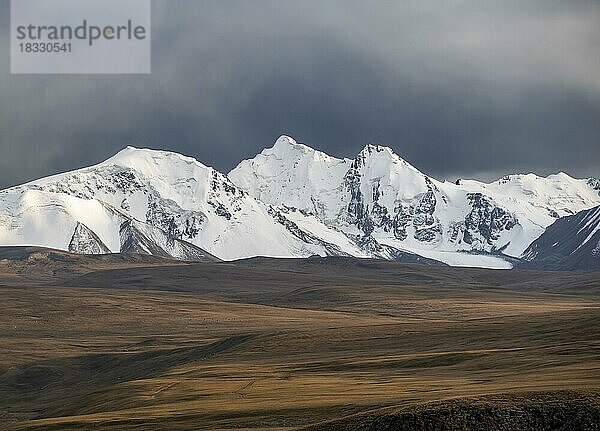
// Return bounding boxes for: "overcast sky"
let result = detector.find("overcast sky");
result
[1,0,599,189]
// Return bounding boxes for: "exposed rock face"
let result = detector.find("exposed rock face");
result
[146,195,205,241]
[454,193,519,250]
[267,206,351,257]
[343,155,370,233]
[392,204,410,241]
[68,222,111,255]
[412,184,441,243]
[338,145,522,253]
[588,177,600,196]
[119,220,219,262]
[119,220,167,256]
[342,147,443,245]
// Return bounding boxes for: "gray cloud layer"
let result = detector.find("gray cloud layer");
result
[1,0,599,188]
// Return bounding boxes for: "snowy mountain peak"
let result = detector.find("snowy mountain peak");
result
[360,143,394,155]
[229,135,600,266]
[267,135,314,158]
[102,145,211,172]
[264,135,344,164]
[2,134,600,269]
[271,135,305,151]
[355,143,422,174]
[550,171,574,180]
[357,144,398,160]
[493,171,580,186]
[229,135,351,222]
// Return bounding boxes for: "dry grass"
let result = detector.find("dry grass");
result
[0,250,599,430]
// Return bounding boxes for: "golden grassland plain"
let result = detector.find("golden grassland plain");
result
[0,249,599,430]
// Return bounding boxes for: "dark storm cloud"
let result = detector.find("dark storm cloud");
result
[1,0,599,188]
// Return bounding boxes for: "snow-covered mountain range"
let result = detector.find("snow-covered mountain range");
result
[1,135,599,268]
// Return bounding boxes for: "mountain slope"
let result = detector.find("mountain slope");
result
[69,222,111,255]
[230,135,351,224]
[522,205,600,270]
[230,136,600,266]
[0,146,365,261]
[0,188,219,262]
[1,136,598,267]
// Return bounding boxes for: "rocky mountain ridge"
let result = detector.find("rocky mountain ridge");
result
[1,135,598,268]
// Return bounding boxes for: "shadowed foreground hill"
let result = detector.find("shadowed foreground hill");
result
[303,392,600,431]
[0,247,599,430]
